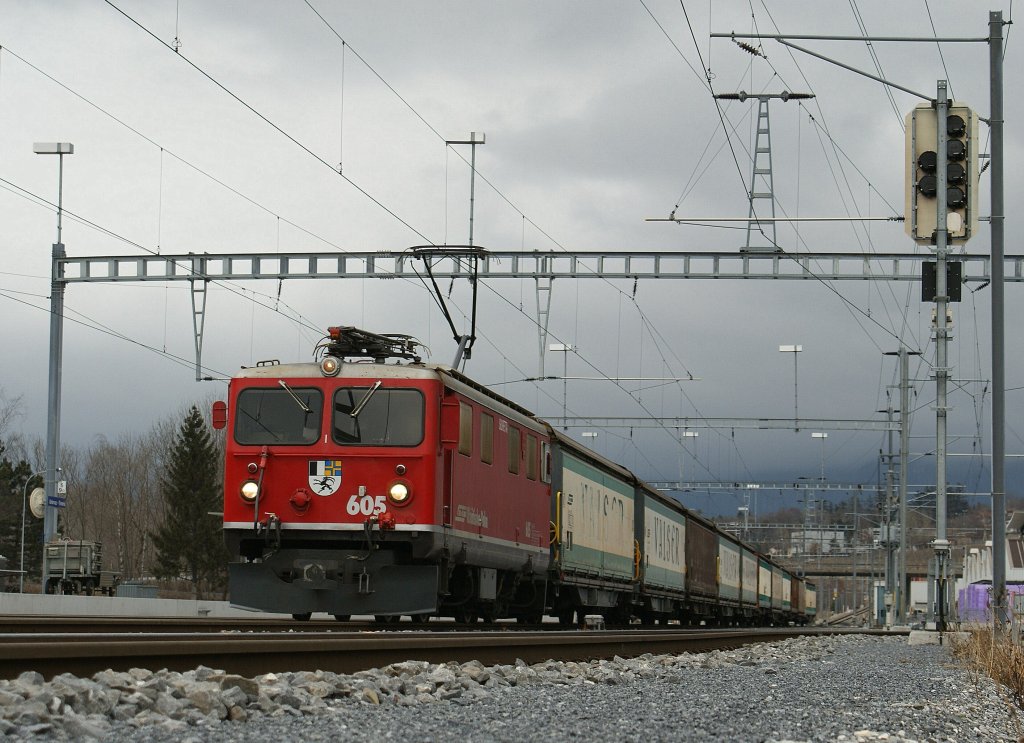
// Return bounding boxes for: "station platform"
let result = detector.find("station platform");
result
[0,592,291,619]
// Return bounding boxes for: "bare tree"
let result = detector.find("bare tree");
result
[0,389,23,442]
[72,433,165,580]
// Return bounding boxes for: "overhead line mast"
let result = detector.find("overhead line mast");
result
[710,91,815,252]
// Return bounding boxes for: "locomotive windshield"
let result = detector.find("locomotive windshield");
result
[333,387,424,446]
[234,387,323,445]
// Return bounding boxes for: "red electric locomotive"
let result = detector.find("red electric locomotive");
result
[217,326,551,622]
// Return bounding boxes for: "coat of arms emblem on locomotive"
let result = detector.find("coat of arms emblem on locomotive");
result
[308,460,343,496]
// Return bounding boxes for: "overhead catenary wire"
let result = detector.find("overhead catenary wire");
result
[922,0,956,101]
[301,0,704,407]
[752,3,996,476]
[848,0,905,129]
[0,174,326,350]
[0,44,361,255]
[2,35,694,485]
[638,1,934,484]
[666,5,924,357]
[14,7,991,495]
[749,1,949,360]
[0,286,225,379]
[706,3,932,358]
[7,153,688,479]
[103,0,434,244]
[652,2,989,493]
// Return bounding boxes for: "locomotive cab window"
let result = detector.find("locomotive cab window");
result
[333,387,424,447]
[235,387,323,445]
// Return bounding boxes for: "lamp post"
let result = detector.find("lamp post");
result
[19,471,44,593]
[738,498,750,540]
[33,142,73,550]
[679,431,699,480]
[548,343,575,430]
[581,431,598,452]
[811,432,828,554]
[779,345,802,431]
[811,432,828,482]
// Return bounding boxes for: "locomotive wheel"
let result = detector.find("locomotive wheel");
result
[410,614,430,625]
[332,614,351,622]
[453,609,478,625]
[374,615,398,624]
[557,607,576,627]
[291,612,312,622]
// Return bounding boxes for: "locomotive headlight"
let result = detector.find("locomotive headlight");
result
[240,480,260,503]
[388,481,411,506]
[319,356,341,376]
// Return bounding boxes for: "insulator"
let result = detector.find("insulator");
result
[736,41,763,57]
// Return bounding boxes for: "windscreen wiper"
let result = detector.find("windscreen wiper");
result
[278,380,312,413]
[351,380,382,418]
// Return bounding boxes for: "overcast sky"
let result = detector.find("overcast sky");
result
[0,1,1019,517]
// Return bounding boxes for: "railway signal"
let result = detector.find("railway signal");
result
[905,101,979,245]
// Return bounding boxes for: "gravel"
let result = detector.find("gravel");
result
[0,634,1016,742]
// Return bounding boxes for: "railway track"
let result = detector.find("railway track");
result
[0,625,897,680]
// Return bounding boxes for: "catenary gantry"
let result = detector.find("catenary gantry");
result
[57,249,1024,283]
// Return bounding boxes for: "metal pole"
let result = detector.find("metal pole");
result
[884,401,895,627]
[468,133,478,247]
[562,350,568,430]
[934,80,951,633]
[898,347,910,624]
[445,133,485,248]
[989,10,1007,629]
[793,352,799,432]
[43,152,68,550]
[853,493,859,613]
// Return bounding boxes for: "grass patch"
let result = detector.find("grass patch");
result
[949,628,1024,740]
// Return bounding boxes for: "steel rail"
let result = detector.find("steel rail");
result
[0,628,894,680]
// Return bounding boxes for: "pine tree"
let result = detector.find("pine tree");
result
[151,406,227,598]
